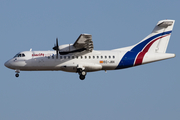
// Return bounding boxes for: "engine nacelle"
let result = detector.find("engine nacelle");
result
[59,44,75,52]
[58,44,86,55]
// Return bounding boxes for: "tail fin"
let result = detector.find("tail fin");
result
[131,19,175,53]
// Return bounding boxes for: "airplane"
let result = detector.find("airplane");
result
[4,19,175,80]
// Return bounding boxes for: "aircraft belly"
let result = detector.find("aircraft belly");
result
[21,59,62,71]
[59,62,103,72]
[83,63,102,72]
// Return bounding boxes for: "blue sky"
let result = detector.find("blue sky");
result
[1,0,180,120]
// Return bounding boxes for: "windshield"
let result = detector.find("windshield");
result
[13,53,25,58]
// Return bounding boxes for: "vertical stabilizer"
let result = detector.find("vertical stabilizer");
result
[131,19,175,53]
[152,20,175,53]
[116,20,175,68]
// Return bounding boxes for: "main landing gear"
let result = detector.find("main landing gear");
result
[15,70,20,77]
[77,69,87,80]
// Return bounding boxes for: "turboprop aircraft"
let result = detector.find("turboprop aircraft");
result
[4,19,175,80]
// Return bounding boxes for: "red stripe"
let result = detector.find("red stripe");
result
[134,34,170,66]
[134,52,146,65]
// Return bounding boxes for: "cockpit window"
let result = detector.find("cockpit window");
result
[13,53,25,58]
[14,53,19,58]
[22,53,25,57]
[18,54,22,57]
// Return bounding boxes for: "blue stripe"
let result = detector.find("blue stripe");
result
[116,51,138,69]
[131,31,172,52]
[115,31,172,69]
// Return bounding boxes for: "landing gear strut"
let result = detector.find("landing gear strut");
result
[15,70,20,78]
[77,68,87,80]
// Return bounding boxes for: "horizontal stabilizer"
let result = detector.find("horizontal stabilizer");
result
[157,20,173,27]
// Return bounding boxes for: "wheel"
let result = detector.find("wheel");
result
[15,73,19,77]
[79,75,85,80]
[81,71,86,76]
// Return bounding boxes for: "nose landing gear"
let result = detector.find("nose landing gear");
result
[15,73,19,77]
[15,70,20,77]
[77,68,87,80]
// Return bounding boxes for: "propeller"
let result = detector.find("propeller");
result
[53,38,59,59]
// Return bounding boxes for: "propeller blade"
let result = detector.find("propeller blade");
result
[53,44,56,50]
[56,38,59,59]
[52,38,60,59]
[56,38,58,47]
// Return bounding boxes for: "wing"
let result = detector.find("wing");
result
[73,34,94,52]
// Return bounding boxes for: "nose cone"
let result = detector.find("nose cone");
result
[5,58,26,70]
[4,60,11,68]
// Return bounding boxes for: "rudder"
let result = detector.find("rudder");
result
[152,20,175,53]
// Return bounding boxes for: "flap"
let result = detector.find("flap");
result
[73,34,94,52]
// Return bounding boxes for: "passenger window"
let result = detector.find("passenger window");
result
[105,56,107,59]
[81,56,83,59]
[109,56,111,59]
[85,56,87,59]
[76,56,78,59]
[113,56,115,59]
[72,56,74,59]
[64,56,66,59]
[93,56,95,59]
[89,56,91,59]
[60,56,62,59]
[97,56,99,59]
[68,56,70,59]
[101,56,103,59]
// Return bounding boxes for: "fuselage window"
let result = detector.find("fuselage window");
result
[97,56,99,59]
[85,56,87,59]
[64,56,66,59]
[72,56,74,59]
[14,53,19,58]
[68,56,70,59]
[89,56,91,59]
[60,56,62,59]
[105,56,107,59]
[76,56,78,59]
[93,56,95,59]
[113,56,115,59]
[109,56,111,59]
[22,53,25,57]
[101,56,103,59]
[81,56,83,59]
[18,54,22,57]
[14,53,26,58]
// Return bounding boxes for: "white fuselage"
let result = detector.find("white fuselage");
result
[5,50,122,72]
[4,50,175,73]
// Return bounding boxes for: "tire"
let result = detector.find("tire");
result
[79,75,85,80]
[15,73,19,77]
